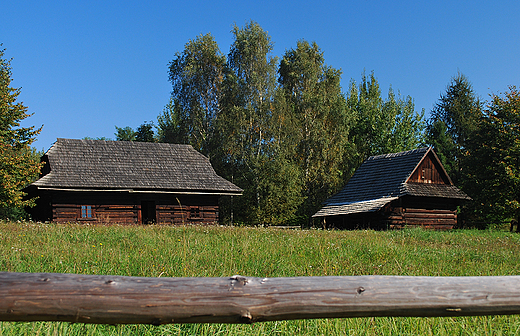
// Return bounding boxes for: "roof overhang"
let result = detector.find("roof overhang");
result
[312,197,399,218]
[32,186,242,196]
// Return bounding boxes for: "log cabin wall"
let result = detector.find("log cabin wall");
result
[33,190,220,225]
[325,197,459,230]
[385,197,458,230]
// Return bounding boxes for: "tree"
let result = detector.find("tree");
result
[134,122,155,142]
[216,21,280,224]
[278,40,351,219]
[425,73,482,184]
[382,88,425,153]
[168,33,226,155]
[349,71,425,166]
[463,87,520,227]
[0,47,42,218]
[349,71,384,162]
[115,122,155,142]
[115,126,136,141]
[157,98,183,144]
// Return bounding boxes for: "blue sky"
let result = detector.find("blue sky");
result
[2,0,519,151]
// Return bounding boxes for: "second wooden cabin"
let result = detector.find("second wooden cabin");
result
[313,147,471,230]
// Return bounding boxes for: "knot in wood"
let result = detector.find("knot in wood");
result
[357,287,365,294]
[229,275,248,290]
[239,311,253,324]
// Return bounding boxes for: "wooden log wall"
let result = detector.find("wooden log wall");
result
[403,208,456,229]
[45,191,220,225]
[2,272,520,324]
[52,204,219,225]
[156,205,218,225]
[386,208,456,230]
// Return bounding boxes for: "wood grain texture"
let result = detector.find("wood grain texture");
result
[2,272,520,325]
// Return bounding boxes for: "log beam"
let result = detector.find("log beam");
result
[1,272,520,325]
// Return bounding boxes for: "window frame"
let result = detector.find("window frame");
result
[80,205,95,220]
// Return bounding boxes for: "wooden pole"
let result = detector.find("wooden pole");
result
[2,272,520,325]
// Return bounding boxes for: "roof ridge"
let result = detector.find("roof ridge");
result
[367,147,429,160]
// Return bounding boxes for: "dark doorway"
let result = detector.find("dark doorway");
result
[141,201,156,224]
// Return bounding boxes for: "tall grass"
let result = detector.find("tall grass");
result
[2,221,520,335]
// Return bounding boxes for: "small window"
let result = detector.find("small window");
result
[190,207,201,218]
[81,205,93,218]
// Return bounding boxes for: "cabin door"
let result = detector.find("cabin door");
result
[141,201,156,224]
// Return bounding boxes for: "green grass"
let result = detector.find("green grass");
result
[2,221,520,335]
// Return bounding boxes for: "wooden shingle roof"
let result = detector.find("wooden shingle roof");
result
[31,138,242,195]
[313,147,470,218]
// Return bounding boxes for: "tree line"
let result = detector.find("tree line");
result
[114,21,428,226]
[1,21,518,227]
[148,21,426,226]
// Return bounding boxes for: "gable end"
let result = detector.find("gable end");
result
[407,149,452,185]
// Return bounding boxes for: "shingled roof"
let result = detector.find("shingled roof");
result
[313,147,470,218]
[30,138,243,195]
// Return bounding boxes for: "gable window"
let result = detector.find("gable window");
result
[81,205,93,218]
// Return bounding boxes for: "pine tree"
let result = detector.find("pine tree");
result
[426,73,482,184]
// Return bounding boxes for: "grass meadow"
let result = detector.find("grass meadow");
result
[1,221,520,335]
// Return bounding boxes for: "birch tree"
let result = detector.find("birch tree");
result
[278,40,351,219]
[167,33,226,155]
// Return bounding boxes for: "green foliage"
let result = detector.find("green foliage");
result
[0,47,42,217]
[114,126,136,141]
[348,71,425,166]
[463,87,520,225]
[278,40,352,219]
[158,24,426,226]
[167,33,226,155]
[134,122,155,142]
[424,118,457,174]
[2,222,520,334]
[115,122,155,142]
[425,72,482,184]
[157,98,183,143]
[216,21,283,225]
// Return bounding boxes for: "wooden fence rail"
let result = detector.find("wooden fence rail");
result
[2,272,520,325]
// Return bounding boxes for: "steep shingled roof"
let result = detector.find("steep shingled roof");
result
[313,147,470,217]
[30,138,243,195]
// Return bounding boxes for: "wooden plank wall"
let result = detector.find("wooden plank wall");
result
[408,153,450,184]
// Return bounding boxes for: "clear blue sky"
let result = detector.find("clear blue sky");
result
[2,0,519,151]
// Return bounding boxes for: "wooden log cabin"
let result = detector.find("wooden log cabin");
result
[312,147,471,230]
[24,139,242,224]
